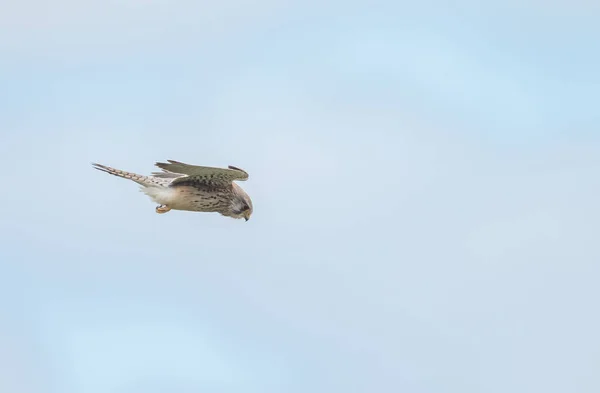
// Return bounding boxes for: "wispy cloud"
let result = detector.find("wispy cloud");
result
[1,0,599,392]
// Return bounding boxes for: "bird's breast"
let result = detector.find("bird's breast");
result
[168,186,231,212]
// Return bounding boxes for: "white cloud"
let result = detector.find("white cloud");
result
[1,1,599,391]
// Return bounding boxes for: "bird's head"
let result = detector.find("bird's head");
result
[230,183,253,221]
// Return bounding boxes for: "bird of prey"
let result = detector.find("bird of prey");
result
[92,160,253,221]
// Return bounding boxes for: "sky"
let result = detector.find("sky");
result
[0,1,599,392]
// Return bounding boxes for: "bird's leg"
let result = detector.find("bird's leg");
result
[155,204,171,214]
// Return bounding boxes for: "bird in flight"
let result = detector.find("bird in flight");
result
[92,160,253,221]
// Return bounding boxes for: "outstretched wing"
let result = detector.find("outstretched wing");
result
[154,160,249,187]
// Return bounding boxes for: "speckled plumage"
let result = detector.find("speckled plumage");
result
[92,160,253,221]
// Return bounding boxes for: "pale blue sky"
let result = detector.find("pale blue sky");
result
[1,1,599,392]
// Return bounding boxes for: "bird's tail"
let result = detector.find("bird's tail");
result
[92,163,164,187]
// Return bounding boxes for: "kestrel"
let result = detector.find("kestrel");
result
[92,160,253,221]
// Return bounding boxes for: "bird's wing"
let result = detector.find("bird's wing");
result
[155,160,249,186]
[150,170,186,179]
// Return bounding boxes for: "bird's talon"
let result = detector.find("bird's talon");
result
[156,205,171,214]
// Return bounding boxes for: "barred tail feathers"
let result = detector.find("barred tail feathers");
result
[91,162,162,187]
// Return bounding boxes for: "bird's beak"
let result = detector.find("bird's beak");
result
[244,217,249,222]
